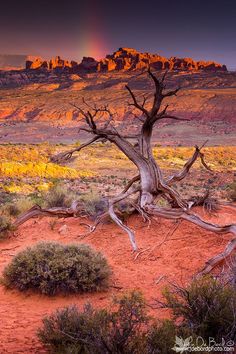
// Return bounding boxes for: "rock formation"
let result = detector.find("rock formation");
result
[25,48,227,73]
[78,57,98,72]
[26,57,48,70]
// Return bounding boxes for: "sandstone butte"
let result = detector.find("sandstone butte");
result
[25,47,227,73]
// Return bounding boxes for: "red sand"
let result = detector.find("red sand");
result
[0,207,235,353]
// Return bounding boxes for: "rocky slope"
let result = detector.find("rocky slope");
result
[0,48,235,142]
[0,70,235,124]
[25,47,227,72]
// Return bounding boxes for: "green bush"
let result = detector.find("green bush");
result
[162,276,236,342]
[38,278,236,353]
[39,305,99,354]
[38,291,148,354]
[2,242,111,295]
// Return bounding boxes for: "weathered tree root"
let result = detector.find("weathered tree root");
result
[199,238,236,275]
[8,200,236,276]
[13,204,80,228]
[146,205,236,274]
[108,187,140,251]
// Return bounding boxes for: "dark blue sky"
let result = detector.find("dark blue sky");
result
[1,0,235,69]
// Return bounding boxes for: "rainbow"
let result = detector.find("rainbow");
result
[78,4,110,60]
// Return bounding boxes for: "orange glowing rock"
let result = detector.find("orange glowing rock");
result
[25,48,227,72]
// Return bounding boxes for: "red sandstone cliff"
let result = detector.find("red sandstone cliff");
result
[25,48,227,72]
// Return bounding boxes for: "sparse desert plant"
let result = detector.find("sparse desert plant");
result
[2,242,111,295]
[49,219,57,230]
[0,215,13,238]
[1,202,19,217]
[38,291,148,354]
[4,197,35,217]
[212,255,236,289]
[44,183,79,208]
[39,304,112,354]
[227,181,236,201]
[0,191,15,204]
[78,191,107,217]
[38,282,236,354]
[146,320,177,354]
[162,276,236,342]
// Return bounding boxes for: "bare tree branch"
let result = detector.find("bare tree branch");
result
[166,145,212,184]
[160,114,190,121]
[162,87,180,98]
[51,136,100,163]
[108,187,141,251]
[125,85,150,117]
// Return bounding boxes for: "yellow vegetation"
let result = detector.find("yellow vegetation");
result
[0,161,93,179]
[0,143,236,187]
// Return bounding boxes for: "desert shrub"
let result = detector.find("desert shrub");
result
[146,320,177,354]
[44,183,79,208]
[0,215,13,239]
[38,278,236,353]
[216,256,236,288]
[227,181,236,201]
[39,305,99,353]
[2,197,35,217]
[146,319,196,354]
[1,202,19,217]
[2,242,111,295]
[14,197,35,214]
[0,191,15,204]
[38,291,148,354]
[162,276,236,342]
[78,191,107,218]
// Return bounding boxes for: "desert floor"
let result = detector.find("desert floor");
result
[0,206,235,353]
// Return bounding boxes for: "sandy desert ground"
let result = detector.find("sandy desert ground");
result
[0,207,235,353]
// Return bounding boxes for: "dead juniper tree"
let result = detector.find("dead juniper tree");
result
[16,69,236,275]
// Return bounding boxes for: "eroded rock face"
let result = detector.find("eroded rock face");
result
[78,57,98,72]
[49,56,72,69]
[99,48,227,72]
[26,57,48,70]
[25,48,227,73]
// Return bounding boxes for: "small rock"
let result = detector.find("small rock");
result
[58,224,68,235]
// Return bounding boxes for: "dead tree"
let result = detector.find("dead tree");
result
[17,70,236,275]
